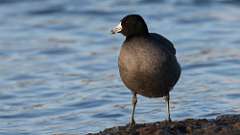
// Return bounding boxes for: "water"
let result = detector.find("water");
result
[0,0,239,134]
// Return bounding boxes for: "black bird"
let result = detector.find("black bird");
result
[111,14,181,127]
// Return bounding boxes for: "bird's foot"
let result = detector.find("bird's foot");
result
[128,119,136,129]
[168,118,172,123]
[163,118,172,127]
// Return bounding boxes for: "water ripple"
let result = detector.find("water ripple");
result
[27,5,65,15]
[0,0,239,134]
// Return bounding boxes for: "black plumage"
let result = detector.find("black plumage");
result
[112,14,181,127]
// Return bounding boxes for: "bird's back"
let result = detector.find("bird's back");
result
[150,33,176,55]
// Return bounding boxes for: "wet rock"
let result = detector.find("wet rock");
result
[87,114,240,135]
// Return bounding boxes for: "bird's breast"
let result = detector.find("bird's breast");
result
[118,41,167,76]
[118,41,170,97]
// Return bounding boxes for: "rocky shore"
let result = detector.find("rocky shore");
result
[87,114,240,135]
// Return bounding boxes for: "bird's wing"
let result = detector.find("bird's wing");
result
[150,33,176,55]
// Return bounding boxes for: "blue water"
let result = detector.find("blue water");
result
[0,0,239,134]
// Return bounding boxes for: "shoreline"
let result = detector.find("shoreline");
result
[87,114,240,135]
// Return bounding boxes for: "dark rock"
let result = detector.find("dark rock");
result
[87,114,240,135]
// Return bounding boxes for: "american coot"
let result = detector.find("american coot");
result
[111,14,181,127]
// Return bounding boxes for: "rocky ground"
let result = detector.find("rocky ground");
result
[87,114,240,135]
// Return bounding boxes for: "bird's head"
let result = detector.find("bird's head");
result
[111,14,149,37]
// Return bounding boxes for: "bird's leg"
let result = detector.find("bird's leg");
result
[165,93,172,122]
[129,92,137,128]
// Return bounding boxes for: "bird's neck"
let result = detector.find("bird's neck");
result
[125,33,149,40]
